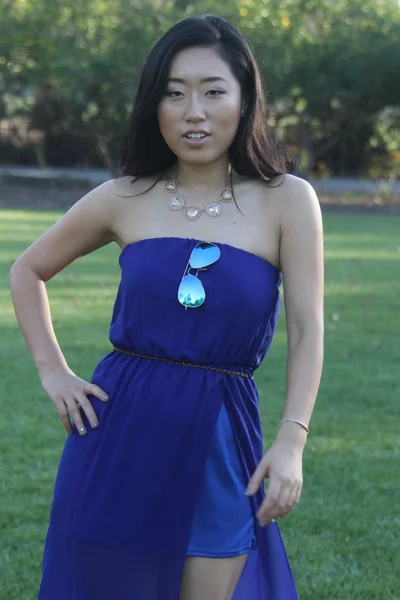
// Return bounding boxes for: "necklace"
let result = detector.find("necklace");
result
[165,162,234,221]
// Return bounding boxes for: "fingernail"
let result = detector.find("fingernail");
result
[79,427,87,436]
[91,420,99,428]
[260,518,275,527]
[244,487,253,496]
[102,394,109,401]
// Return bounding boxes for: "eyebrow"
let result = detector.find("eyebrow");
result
[167,77,229,84]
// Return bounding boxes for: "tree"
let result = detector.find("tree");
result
[0,0,398,176]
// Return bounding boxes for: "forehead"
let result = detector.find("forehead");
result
[169,46,235,83]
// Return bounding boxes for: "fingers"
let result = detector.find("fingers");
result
[66,397,87,436]
[58,403,73,435]
[256,480,302,526]
[63,384,109,436]
[256,480,282,525]
[75,393,100,431]
[245,460,268,496]
[84,382,109,403]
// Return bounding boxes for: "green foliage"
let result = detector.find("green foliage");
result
[0,0,399,175]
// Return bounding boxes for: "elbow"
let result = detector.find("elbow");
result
[9,262,21,295]
[9,258,24,282]
[9,259,38,288]
[288,320,324,347]
[9,260,19,285]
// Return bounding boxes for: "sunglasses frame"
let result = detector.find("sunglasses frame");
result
[178,242,221,309]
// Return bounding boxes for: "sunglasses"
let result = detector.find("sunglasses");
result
[178,242,221,309]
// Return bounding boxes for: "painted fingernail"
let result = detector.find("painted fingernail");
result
[79,427,87,436]
[91,420,99,428]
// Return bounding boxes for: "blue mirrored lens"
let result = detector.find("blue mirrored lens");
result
[178,274,206,308]
[190,243,221,270]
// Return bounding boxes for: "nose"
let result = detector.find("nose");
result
[185,93,206,122]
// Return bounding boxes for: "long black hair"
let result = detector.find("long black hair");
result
[118,15,292,186]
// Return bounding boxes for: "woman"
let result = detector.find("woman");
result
[9,15,324,600]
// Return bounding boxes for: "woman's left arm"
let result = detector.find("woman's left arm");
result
[246,176,324,525]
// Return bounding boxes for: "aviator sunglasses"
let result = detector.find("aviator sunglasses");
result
[178,242,221,309]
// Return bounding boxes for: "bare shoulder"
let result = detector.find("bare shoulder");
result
[270,174,324,331]
[111,174,162,211]
[273,173,322,231]
[273,174,324,298]
[59,176,129,241]
[68,175,157,237]
[111,175,161,245]
[112,175,158,196]
[11,177,138,282]
[278,172,319,199]
[66,176,129,226]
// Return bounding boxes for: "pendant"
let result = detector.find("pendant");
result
[220,188,233,202]
[165,180,177,192]
[184,207,202,221]
[169,195,185,211]
[205,201,221,217]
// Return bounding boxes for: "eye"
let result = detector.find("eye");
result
[207,90,226,97]
[165,91,183,98]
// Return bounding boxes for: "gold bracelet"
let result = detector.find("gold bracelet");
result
[279,418,309,434]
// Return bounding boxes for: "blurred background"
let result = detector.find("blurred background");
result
[0,2,399,599]
[0,0,399,183]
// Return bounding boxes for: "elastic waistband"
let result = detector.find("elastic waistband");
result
[112,346,253,379]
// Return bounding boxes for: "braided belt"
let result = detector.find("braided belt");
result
[112,346,253,379]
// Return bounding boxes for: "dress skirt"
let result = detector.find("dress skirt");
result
[38,236,299,599]
[186,400,256,557]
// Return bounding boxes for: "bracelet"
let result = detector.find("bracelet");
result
[279,418,309,434]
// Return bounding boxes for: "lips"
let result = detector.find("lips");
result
[183,130,210,138]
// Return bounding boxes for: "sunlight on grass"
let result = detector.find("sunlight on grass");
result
[1,209,399,599]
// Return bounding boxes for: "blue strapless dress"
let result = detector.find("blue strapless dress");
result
[38,236,299,599]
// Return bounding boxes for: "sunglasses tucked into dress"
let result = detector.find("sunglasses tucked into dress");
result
[178,242,221,309]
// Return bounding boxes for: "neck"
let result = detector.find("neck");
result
[175,156,231,191]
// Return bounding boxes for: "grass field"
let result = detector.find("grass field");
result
[0,210,399,599]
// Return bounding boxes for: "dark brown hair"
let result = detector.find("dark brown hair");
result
[119,14,292,188]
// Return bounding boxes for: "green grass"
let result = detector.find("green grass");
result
[1,210,399,599]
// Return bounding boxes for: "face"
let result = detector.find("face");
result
[157,46,243,165]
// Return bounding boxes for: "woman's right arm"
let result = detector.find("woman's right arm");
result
[9,178,121,435]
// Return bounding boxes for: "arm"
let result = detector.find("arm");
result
[9,179,120,434]
[246,176,324,523]
[275,176,324,448]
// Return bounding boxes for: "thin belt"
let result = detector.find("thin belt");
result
[112,346,253,379]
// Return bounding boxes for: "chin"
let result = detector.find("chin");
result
[175,150,229,166]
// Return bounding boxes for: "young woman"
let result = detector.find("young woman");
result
[10,15,324,600]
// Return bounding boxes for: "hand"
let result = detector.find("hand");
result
[245,441,303,526]
[39,365,109,436]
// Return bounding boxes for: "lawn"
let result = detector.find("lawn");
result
[0,209,399,599]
